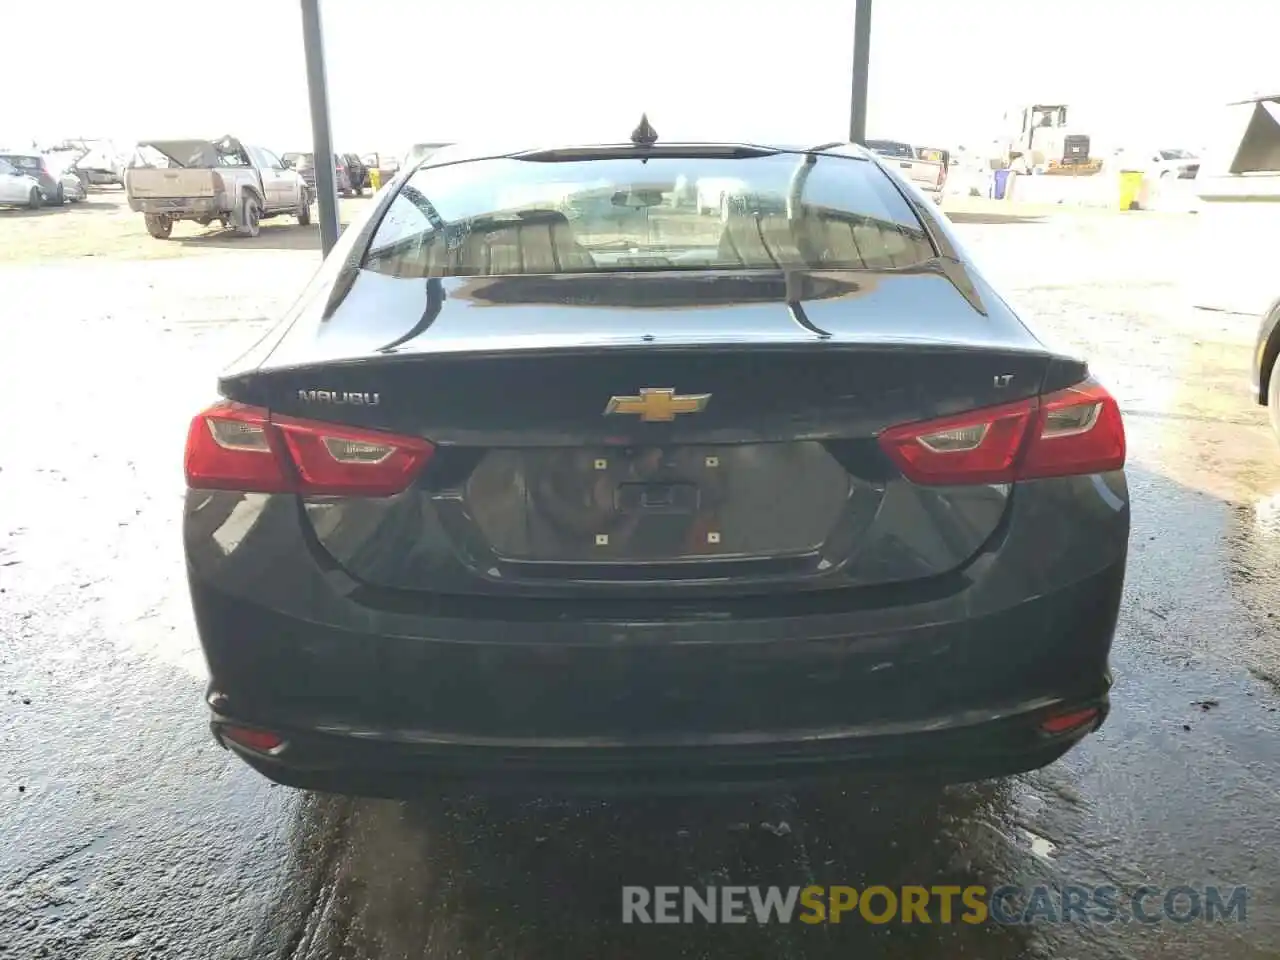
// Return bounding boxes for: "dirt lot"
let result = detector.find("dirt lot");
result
[0,189,1195,265]
[0,188,376,262]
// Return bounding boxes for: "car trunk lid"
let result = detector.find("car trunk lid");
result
[220,268,1061,597]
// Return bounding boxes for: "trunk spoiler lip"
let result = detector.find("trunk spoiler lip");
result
[217,336,1056,398]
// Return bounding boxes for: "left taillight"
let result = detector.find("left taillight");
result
[184,401,434,497]
[877,379,1125,486]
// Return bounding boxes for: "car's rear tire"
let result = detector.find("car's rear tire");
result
[51,185,65,206]
[1268,352,1280,442]
[236,195,261,237]
[27,187,42,210]
[144,213,172,239]
[296,191,312,226]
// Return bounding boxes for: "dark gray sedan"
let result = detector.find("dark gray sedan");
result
[182,132,1130,798]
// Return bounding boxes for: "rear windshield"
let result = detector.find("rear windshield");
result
[2,155,41,171]
[362,152,933,278]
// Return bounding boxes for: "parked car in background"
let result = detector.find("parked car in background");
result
[126,135,311,238]
[361,152,401,185]
[915,145,952,168]
[0,158,44,208]
[864,139,947,204]
[44,139,128,186]
[0,152,66,205]
[59,169,87,202]
[282,152,356,196]
[1147,148,1200,180]
[341,153,369,194]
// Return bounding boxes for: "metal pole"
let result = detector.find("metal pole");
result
[849,0,872,144]
[300,0,339,255]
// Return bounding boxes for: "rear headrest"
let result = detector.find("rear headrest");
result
[425,209,593,276]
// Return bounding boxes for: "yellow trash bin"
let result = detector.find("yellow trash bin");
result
[370,167,382,192]
[1118,170,1143,211]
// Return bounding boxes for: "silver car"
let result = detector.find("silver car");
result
[0,157,44,208]
[59,170,87,202]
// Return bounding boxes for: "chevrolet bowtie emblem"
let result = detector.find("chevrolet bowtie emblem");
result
[604,387,711,423]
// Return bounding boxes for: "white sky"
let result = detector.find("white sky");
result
[4,0,1276,155]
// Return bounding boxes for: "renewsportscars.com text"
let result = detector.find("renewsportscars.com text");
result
[621,884,1248,925]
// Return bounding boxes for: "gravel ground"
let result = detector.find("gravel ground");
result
[0,191,373,263]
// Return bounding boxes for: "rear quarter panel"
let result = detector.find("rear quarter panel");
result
[221,168,267,207]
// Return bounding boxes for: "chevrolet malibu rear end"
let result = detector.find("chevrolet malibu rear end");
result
[183,137,1129,797]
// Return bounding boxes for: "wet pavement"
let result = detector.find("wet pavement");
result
[2,208,1280,959]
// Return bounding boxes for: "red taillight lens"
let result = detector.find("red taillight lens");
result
[184,402,291,492]
[221,726,285,753]
[878,396,1036,485]
[273,414,434,496]
[877,379,1125,485]
[184,401,433,496]
[1038,707,1100,735]
[1019,380,1126,479]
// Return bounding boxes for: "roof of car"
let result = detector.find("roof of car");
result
[414,139,872,171]
[1227,92,1280,105]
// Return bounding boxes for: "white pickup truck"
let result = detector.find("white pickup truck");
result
[864,139,947,204]
[125,136,312,239]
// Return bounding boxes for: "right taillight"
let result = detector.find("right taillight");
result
[1019,380,1126,480]
[184,401,434,496]
[877,379,1125,485]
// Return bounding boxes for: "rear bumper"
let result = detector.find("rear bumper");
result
[187,472,1128,797]
[215,693,1109,798]
[130,197,220,216]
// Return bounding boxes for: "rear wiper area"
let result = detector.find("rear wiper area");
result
[517,144,781,162]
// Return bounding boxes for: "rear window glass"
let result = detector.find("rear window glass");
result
[2,155,40,171]
[363,152,933,278]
